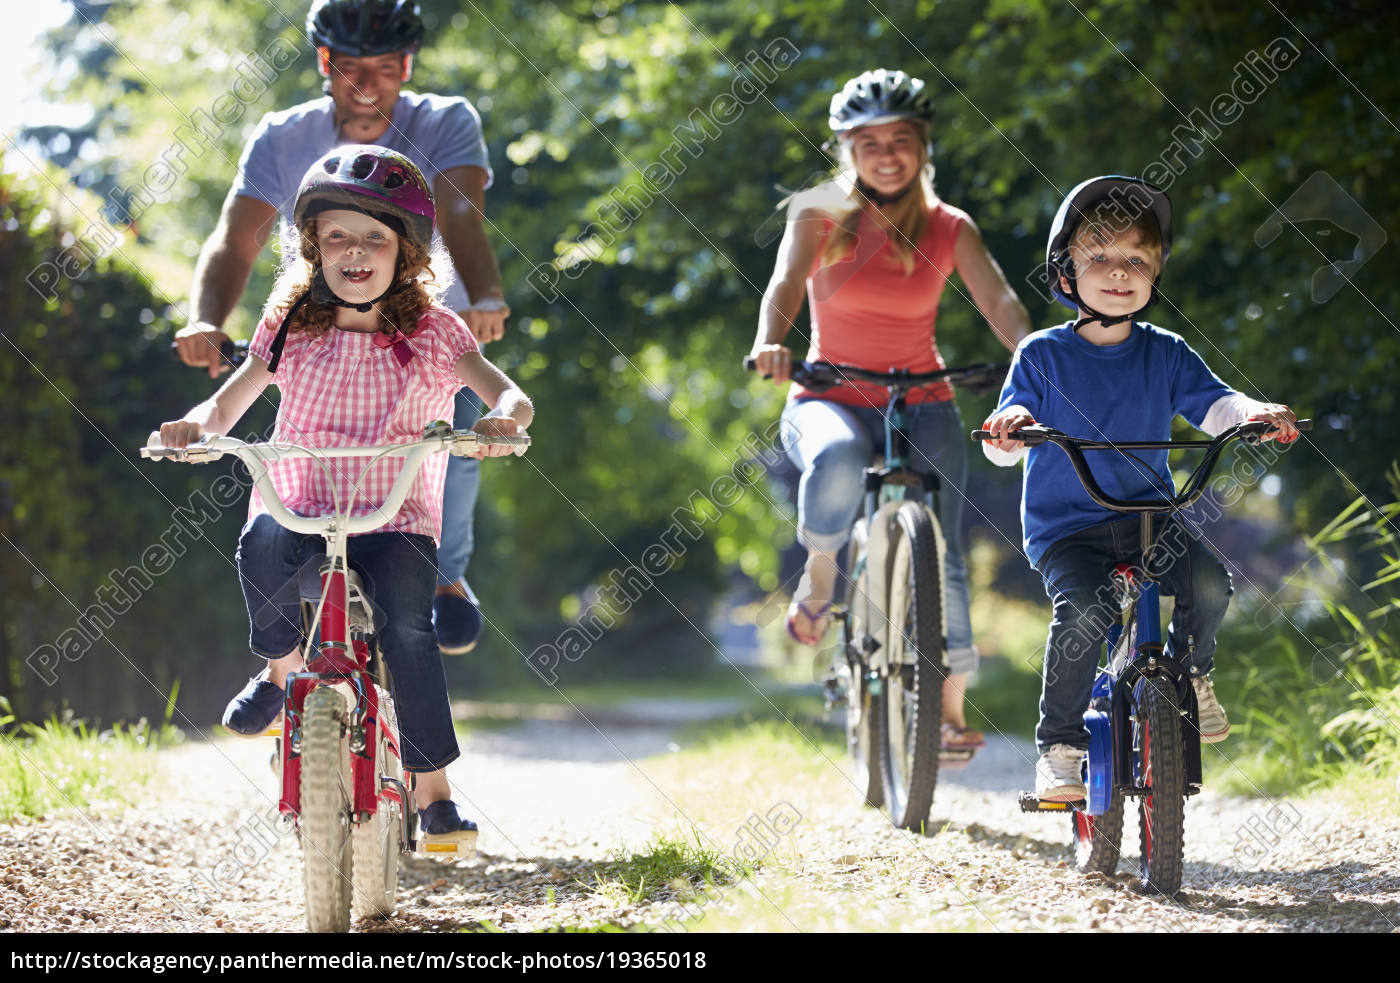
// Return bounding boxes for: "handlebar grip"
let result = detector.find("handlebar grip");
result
[742,356,757,372]
[970,428,1049,446]
[169,339,245,365]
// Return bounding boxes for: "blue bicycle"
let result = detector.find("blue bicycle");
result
[973,419,1309,894]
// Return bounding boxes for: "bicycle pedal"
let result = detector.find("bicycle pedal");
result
[415,830,478,859]
[939,749,976,769]
[1016,791,1084,813]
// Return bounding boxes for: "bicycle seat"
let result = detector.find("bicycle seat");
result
[298,563,382,634]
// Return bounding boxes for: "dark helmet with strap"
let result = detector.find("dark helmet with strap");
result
[307,0,424,58]
[828,69,935,133]
[1045,175,1172,327]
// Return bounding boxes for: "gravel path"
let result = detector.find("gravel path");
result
[1,707,1395,933]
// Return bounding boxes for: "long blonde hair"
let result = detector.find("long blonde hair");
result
[263,215,450,339]
[819,123,937,276]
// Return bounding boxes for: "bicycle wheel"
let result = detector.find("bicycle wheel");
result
[876,501,944,831]
[352,689,402,920]
[840,519,882,808]
[1135,674,1185,894]
[300,684,354,933]
[1072,791,1125,875]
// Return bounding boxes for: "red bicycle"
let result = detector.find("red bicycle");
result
[141,421,527,931]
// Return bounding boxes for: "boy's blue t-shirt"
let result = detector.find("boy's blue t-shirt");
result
[994,321,1235,567]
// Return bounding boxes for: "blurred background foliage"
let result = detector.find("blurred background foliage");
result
[2,0,1397,737]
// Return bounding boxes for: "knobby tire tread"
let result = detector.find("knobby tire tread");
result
[301,685,353,933]
[351,688,401,920]
[1137,675,1186,895]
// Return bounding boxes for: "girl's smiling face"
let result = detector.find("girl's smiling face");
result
[316,209,400,307]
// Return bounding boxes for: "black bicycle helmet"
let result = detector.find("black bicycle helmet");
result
[1045,175,1172,325]
[829,69,935,133]
[307,0,424,58]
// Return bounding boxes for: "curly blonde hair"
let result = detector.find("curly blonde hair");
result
[262,214,449,338]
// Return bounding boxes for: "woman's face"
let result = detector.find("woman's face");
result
[315,209,400,306]
[847,120,926,198]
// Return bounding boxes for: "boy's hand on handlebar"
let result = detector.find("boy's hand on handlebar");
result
[982,406,1038,451]
[175,323,232,379]
[158,419,205,450]
[749,344,794,386]
[1247,404,1299,443]
[470,417,522,458]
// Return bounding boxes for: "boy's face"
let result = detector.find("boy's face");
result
[1060,228,1160,319]
[316,209,400,307]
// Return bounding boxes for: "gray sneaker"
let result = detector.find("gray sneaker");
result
[1035,744,1087,801]
[1192,676,1231,743]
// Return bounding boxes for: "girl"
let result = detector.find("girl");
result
[157,145,533,843]
[749,70,1028,755]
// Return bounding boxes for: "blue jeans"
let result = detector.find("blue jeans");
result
[779,397,975,674]
[437,391,481,588]
[1034,516,1233,752]
[236,514,460,773]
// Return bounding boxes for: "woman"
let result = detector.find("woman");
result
[750,69,1028,752]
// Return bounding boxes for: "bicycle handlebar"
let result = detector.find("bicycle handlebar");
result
[742,356,1008,396]
[169,338,250,367]
[140,424,531,536]
[969,420,1312,513]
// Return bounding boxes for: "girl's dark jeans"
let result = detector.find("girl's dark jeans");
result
[1034,516,1232,753]
[236,513,459,773]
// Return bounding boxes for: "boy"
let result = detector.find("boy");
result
[981,175,1298,801]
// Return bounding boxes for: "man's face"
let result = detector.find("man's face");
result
[324,51,407,124]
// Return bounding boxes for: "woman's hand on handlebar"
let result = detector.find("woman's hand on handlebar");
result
[749,344,794,386]
[158,419,205,450]
[1246,404,1300,443]
[981,405,1038,452]
[470,417,522,458]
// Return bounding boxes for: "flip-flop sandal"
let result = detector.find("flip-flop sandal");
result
[786,600,834,646]
[940,722,986,751]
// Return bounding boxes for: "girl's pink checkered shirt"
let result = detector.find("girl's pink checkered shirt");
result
[246,305,479,541]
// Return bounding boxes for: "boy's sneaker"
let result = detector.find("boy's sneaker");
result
[433,580,482,655]
[1192,676,1231,743]
[418,800,479,856]
[1035,744,1087,802]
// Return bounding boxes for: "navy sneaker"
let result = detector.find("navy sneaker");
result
[222,671,284,736]
[418,800,479,854]
[432,582,482,655]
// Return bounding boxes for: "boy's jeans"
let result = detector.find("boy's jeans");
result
[237,514,460,773]
[779,396,975,674]
[437,390,481,588]
[1034,516,1233,753]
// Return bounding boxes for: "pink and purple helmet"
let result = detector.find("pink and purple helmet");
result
[293,145,435,252]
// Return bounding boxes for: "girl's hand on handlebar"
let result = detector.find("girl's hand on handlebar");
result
[471,417,522,458]
[1247,404,1299,443]
[982,405,1038,451]
[158,419,205,449]
[749,344,794,386]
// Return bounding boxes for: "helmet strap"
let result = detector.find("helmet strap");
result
[265,271,401,373]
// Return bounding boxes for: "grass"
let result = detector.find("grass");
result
[0,697,182,821]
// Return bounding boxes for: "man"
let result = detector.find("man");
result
[175,0,505,654]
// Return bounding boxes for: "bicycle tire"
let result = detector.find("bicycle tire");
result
[300,685,353,933]
[1072,790,1125,875]
[352,689,402,920]
[840,519,882,808]
[1135,674,1186,895]
[876,502,945,831]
